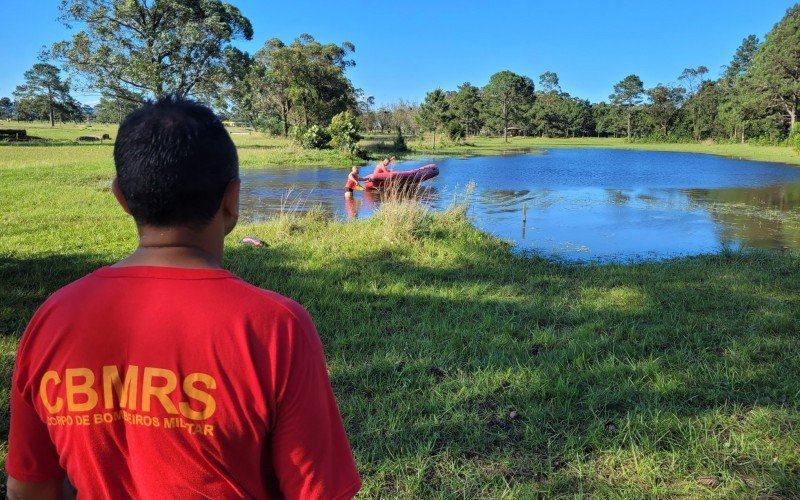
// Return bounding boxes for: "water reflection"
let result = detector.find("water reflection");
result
[684,184,800,249]
[239,150,800,261]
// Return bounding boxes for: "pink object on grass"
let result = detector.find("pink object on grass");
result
[241,236,266,247]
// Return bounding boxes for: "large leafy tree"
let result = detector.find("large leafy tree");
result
[450,83,483,136]
[564,97,593,138]
[530,92,567,137]
[483,71,535,142]
[93,95,138,123]
[253,34,357,136]
[719,35,761,142]
[746,5,800,132]
[0,97,13,120]
[13,63,81,126]
[678,66,710,140]
[538,71,561,93]
[723,35,760,83]
[646,84,685,136]
[417,88,451,148]
[593,102,625,138]
[52,0,253,103]
[609,74,644,140]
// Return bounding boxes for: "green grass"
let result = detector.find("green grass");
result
[1,137,799,497]
[5,121,800,169]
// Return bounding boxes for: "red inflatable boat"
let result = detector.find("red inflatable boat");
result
[364,163,439,191]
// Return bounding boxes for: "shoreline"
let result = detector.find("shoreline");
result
[2,124,799,169]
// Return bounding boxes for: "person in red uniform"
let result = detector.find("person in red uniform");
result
[6,96,362,499]
[344,166,364,198]
[372,156,395,176]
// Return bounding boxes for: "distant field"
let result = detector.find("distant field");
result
[3,121,799,170]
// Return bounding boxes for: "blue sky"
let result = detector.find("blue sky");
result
[0,0,796,106]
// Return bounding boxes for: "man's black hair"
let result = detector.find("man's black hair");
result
[114,95,238,228]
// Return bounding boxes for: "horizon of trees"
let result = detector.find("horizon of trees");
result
[2,1,800,149]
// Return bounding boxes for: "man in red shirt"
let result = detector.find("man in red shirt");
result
[7,97,361,499]
[372,156,395,176]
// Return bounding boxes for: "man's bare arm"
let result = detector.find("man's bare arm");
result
[6,476,67,500]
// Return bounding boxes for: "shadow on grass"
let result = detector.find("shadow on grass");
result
[1,238,798,496]
[227,238,800,496]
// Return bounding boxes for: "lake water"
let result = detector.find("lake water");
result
[240,149,800,261]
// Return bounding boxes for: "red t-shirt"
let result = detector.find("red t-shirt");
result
[7,266,361,499]
[372,162,390,175]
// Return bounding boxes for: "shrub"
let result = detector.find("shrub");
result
[393,127,408,152]
[328,111,362,154]
[447,121,465,142]
[793,123,800,152]
[292,125,331,149]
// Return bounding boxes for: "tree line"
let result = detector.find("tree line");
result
[2,0,799,150]
[413,4,800,145]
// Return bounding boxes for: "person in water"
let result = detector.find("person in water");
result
[373,156,395,175]
[344,166,365,197]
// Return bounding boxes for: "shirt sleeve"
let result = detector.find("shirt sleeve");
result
[269,310,361,500]
[6,364,64,482]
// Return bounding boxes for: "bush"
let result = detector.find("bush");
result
[793,123,800,152]
[253,115,283,135]
[328,111,362,155]
[393,128,408,152]
[447,121,465,142]
[292,125,331,149]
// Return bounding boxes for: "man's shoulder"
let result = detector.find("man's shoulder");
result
[37,267,312,326]
[230,279,313,324]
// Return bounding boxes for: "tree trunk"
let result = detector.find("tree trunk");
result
[503,100,508,143]
[48,85,55,127]
[626,105,632,140]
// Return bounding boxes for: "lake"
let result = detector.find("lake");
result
[240,148,800,261]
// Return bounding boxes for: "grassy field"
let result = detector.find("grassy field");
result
[4,121,800,169]
[1,123,800,497]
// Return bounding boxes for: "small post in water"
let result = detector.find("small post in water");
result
[521,203,527,239]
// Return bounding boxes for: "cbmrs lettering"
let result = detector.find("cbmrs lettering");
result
[39,366,216,421]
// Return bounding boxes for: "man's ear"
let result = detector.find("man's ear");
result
[111,178,133,215]
[221,177,241,234]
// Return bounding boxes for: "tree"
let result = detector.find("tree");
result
[253,34,357,136]
[538,71,561,93]
[719,36,761,142]
[530,91,567,137]
[328,110,362,155]
[13,63,79,126]
[723,35,760,83]
[450,83,483,136]
[593,102,625,138]
[52,0,253,103]
[609,74,644,140]
[746,5,800,132]
[564,97,593,138]
[679,66,710,140]
[646,84,685,136]
[0,97,12,120]
[93,95,137,123]
[417,88,451,148]
[219,48,262,126]
[483,71,535,142]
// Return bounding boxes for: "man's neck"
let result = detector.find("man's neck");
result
[114,224,224,269]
